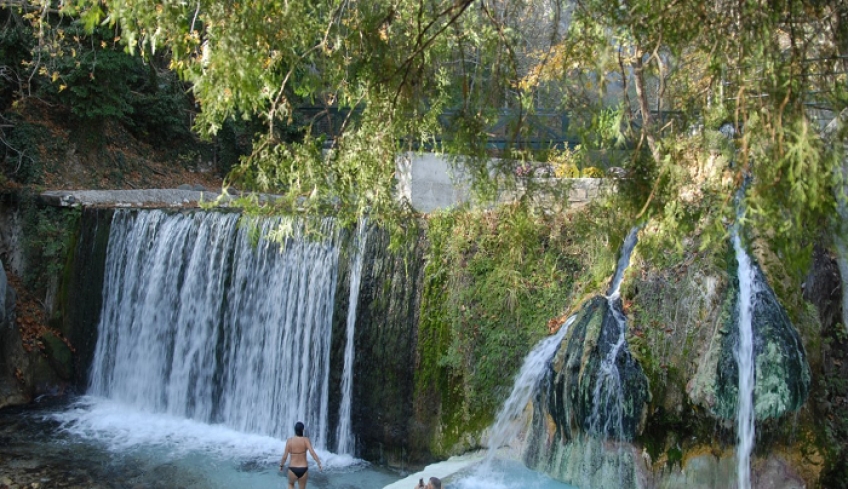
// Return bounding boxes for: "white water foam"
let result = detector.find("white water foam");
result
[734,230,757,489]
[47,397,401,489]
[51,397,358,467]
[336,219,368,455]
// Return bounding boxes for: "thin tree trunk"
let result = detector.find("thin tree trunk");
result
[632,47,660,164]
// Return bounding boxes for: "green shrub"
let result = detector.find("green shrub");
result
[418,202,608,438]
[0,11,34,111]
[0,117,47,184]
[20,199,81,290]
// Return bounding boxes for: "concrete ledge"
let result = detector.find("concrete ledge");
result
[39,189,224,208]
[382,451,485,489]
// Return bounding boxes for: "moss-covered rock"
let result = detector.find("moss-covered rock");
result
[1,259,28,409]
[524,295,650,486]
[526,431,648,489]
[40,331,73,381]
[547,296,649,442]
[691,249,810,421]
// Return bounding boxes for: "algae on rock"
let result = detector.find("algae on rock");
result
[525,295,650,486]
[690,249,811,421]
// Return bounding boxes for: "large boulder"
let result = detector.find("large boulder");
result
[689,256,810,421]
[525,295,650,487]
[546,296,650,442]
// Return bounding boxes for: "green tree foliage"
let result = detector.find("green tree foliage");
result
[0,8,34,111]
[527,0,845,282]
[1,0,840,315]
[63,0,558,232]
[48,0,841,271]
[0,3,202,182]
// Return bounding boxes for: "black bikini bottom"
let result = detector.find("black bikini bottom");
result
[289,467,308,479]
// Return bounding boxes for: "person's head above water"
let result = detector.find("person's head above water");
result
[428,477,441,489]
[295,421,305,437]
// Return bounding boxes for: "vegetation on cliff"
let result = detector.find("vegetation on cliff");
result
[1,0,847,484]
[0,6,238,190]
[416,197,635,453]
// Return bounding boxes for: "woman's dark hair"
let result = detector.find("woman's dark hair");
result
[295,421,305,437]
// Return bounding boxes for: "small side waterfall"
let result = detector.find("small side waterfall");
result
[336,219,368,455]
[733,229,757,489]
[486,227,639,476]
[607,227,641,298]
[589,226,641,439]
[521,226,649,488]
[88,210,342,447]
[485,314,576,460]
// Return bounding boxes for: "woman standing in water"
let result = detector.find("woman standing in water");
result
[279,421,323,489]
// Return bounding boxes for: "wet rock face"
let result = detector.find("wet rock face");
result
[525,296,650,486]
[61,208,113,389]
[546,296,650,442]
[334,227,427,464]
[696,260,811,421]
[1,259,26,409]
[0,258,7,324]
[659,452,807,489]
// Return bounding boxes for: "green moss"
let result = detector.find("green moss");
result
[416,201,625,453]
[19,196,82,292]
[40,331,74,381]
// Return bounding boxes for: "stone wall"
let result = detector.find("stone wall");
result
[0,200,107,409]
[396,152,610,213]
[0,199,26,277]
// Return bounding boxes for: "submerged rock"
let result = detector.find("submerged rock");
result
[689,255,810,421]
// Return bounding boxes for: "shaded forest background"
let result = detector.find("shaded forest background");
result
[0,6,252,191]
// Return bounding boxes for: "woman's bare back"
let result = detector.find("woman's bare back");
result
[286,436,310,467]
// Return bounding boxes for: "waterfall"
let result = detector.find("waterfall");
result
[336,219,368,455]
[88,210,341,447]
[589,226,641,439]
[733,229,757,489]
[607,227,641,298]
[485,314,576,461]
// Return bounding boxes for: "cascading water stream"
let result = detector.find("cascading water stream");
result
[588,226,641,439]
[484,314,576,463]
[733,228,757,489]
[484,226,642,459]
[457,226,643,487]
[607,227,642,299]
[336,219,368,455]
[89,210,341,447]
